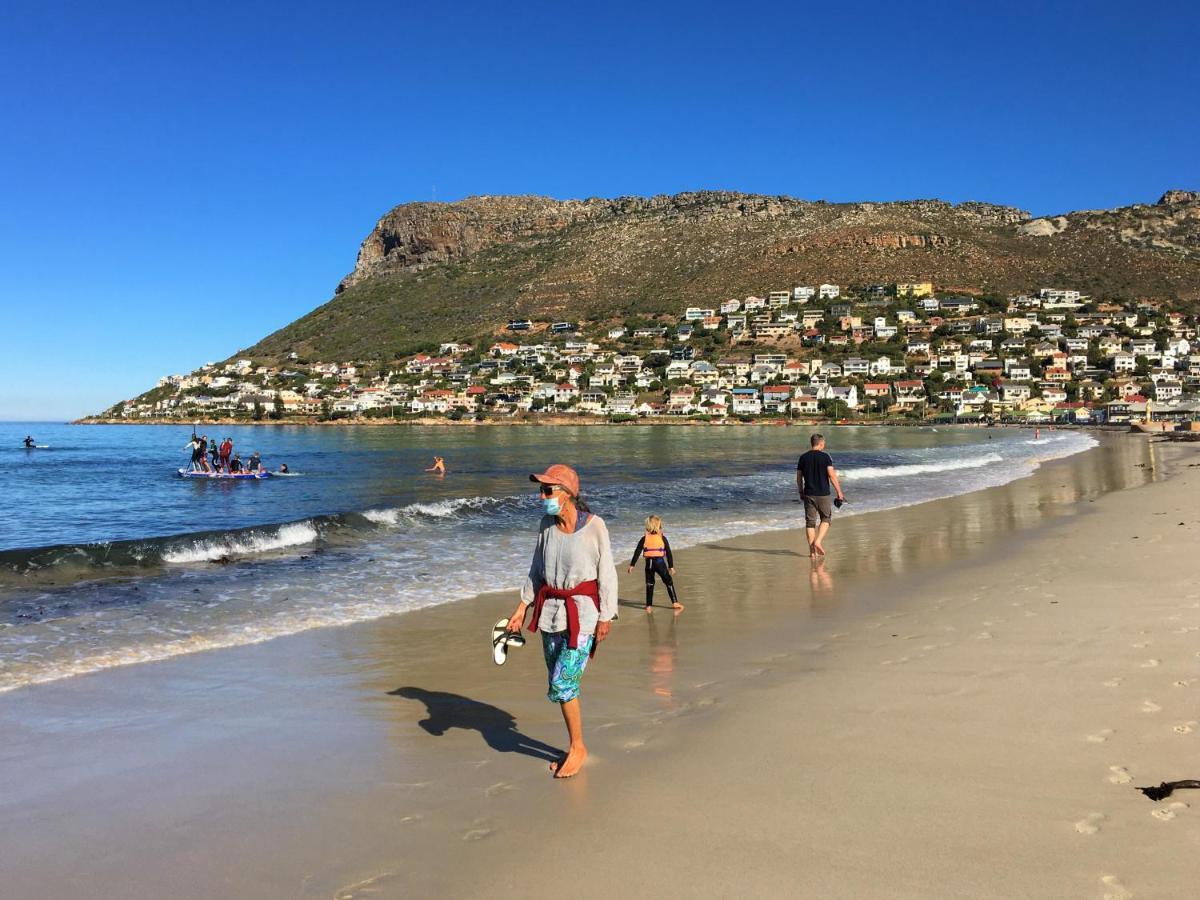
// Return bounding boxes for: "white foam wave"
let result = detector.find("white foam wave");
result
[361,509,400,525]
[843,453,1003,480]
[161,521,318,563]
[363,495,512,526]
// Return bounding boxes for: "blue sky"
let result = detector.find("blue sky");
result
[2,0,1197,420]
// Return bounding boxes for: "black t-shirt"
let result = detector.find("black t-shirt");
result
[797,449,834,496]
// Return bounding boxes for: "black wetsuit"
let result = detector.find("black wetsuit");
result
[23,437,34,448]
[208,445,220,471]
[229,457,243,473]
[630,534,678,607]
[189,439,203,470]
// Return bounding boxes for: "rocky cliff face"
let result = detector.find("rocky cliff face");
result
[338,192,1031,292]
[1019,190,1200,255]
[242,189,1200,363]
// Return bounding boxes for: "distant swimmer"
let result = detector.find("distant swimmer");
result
[426,456,447,475]
[796,432,845,558]
[23,435,35,448]
[1035,428,1041,440]
[628,514,682,612]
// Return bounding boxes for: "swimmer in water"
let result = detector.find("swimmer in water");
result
[425,456,446,475]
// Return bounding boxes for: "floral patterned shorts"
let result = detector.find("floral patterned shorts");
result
[542,631,593,703]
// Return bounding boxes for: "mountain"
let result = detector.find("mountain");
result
[237,189,1200,364]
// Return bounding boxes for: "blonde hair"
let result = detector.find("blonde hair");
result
[644,515,663,534]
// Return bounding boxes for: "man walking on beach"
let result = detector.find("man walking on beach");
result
[797,433,844,557]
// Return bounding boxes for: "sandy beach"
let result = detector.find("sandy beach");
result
[3,433,1198,899]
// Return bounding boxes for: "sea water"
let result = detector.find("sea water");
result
[0,422,1094,691]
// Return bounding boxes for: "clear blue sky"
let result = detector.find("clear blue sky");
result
[2,0,1197,420]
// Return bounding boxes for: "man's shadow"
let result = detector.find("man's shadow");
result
[389,687,562,762]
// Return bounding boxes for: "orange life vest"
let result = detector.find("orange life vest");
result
[643,531,666,558]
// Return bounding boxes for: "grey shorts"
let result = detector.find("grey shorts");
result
[803,494,833,528]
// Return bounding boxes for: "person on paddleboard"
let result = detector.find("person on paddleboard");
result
[23,435,35,448]
[184,435,203,472]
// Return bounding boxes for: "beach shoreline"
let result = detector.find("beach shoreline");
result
[3,433,1198,898]
[72,416,1114,429]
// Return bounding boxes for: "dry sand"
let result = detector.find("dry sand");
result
[2,434,1198,899]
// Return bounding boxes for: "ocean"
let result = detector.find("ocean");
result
[0,422,1095,692]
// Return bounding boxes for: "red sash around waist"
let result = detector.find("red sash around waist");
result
[528,579,602,656]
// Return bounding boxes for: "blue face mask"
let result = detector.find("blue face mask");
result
[542,496,562,516]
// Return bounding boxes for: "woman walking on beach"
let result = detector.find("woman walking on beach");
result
[504,464,617,778]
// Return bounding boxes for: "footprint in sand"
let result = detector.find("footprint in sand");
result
[1140,659,1161,668]
[1173,679,1195,688]
[975,631,994,640]
[1103,678,1123,688]
[485,782,516,798]
[1107,766,1133,784]
[1100,874,1132,900]
[622,737,647,750]
[462,824,494,841]
[1074,812,1105,834]
[1132,641,1151,649]
[1086,729,1114,744]
[1151,801,1189,821]
[1172,721,1197,734]
[1142,700,1163,713]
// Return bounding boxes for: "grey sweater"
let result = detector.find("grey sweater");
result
[521,514,619,635]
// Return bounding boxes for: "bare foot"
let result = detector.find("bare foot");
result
[812,543,826,557]
[554,745,588,778]
[645,605,653,613]
[671,602,684,611]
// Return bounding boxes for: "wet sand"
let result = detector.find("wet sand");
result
[2,434,1198,898]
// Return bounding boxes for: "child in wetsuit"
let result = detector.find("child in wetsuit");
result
[628,515,682,612]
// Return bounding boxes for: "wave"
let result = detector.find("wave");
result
[843,453,1004,480]
[0,494,521,580]
[361,495,520,526]
[161,521,319,563]
[0,518,335,578]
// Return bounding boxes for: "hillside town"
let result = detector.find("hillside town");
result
[101,283,1200,426]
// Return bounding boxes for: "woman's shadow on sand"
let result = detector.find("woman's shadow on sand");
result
[389,687,562,762]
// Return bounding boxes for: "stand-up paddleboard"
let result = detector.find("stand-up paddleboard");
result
[177,468,272,480]
[22,444,50,449]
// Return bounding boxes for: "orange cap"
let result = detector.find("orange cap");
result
[529,464,580,498]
